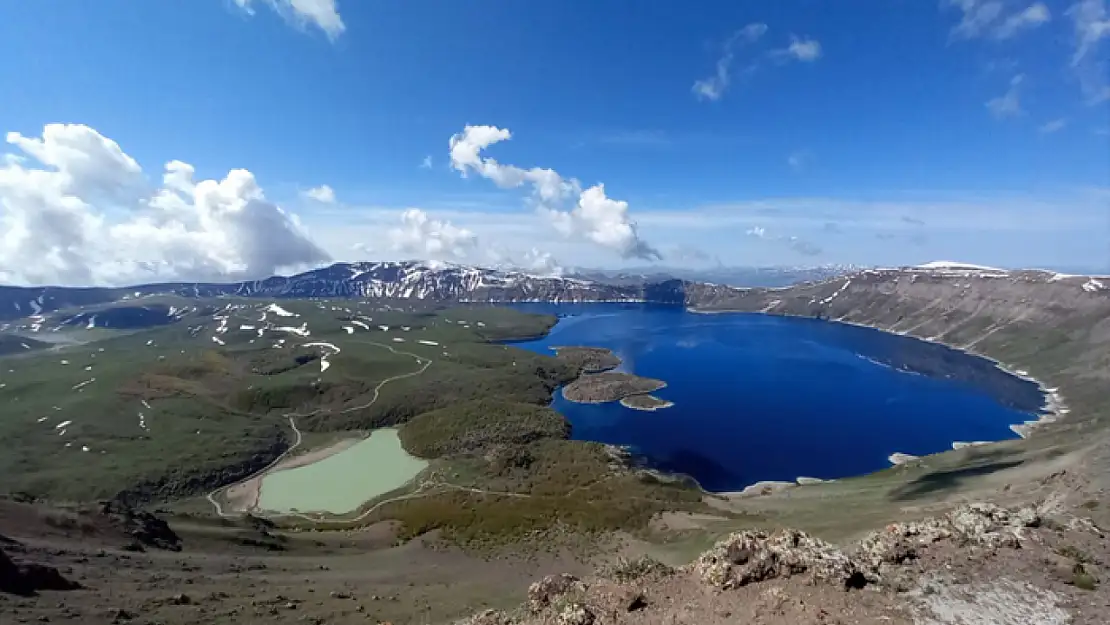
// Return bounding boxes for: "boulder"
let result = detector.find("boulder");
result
[527,573,587,613]
[692,529,865,590]
[1,548,81,596]
[99,500,181,551]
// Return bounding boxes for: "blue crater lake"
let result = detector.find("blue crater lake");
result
[509,304,1045,492]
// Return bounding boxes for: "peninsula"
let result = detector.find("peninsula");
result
[551,345,621,373]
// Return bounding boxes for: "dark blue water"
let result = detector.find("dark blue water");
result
[509,303,1044,492]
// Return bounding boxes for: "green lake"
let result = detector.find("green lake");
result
[257,428,428,515]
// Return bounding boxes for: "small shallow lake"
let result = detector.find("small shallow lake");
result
[257,429,428,515]
[510,304,1045,492]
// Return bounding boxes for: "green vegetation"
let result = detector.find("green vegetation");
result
[620,394,674,411]
[562,371,666,404]
[0,298,573,506]
[379,439,703,543]
[399,398,570,458]
[552,346,621,373]
[0,335,49,356]
[1057,544,1094,564]
[1072,564,1099,591]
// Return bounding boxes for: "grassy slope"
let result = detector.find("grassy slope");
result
[0,298,565,503]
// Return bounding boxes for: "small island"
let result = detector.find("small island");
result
[552,345,622,373]
[563,371,667,403]
[619,394,675,411]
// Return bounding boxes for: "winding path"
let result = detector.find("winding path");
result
[204,340,433,518]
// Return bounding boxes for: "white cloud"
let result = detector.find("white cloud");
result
[234,0,345,41]
[515,248,564,276]
[947,1,1051,39]
[0,123,329,287]
[994,3,1052,38]
[1068,0,1110,103]
[1038,118,1068,133]
[692,23,768,101]
[387,208,477,259]
[301,184,336,203]
[744,225,822,256]
[420,155,433,169]
[986,73,1024,117]
[448,125,660,260]
[781,36,822,62]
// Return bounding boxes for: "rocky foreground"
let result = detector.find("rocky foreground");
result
[459,503,1108,625]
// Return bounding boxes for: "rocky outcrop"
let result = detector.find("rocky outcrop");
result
[691,528,867,590]
[99,501,182,551]
[1,548,81,596]
[527,573,588,613]
[459,503,1080,625]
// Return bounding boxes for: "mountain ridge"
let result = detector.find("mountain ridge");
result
[2,259,1107,327]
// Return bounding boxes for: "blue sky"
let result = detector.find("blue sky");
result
[0,1,1108,285]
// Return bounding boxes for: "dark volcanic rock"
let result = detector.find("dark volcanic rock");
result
[99,501,182,552]
[1,548,81,596]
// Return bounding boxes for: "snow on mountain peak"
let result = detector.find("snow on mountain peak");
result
[917,261,1006,272]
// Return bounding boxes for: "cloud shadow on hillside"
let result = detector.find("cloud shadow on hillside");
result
[887,451,1024,502]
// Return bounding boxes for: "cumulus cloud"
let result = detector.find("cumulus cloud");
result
[516,248,564,276]
[0,123,329,287]
[448,125,660,260]
[947,1,1051,40]
[986,73,1024,117]
[745,226,822,256]
[301,184,336,203]
[1068,0,1110,103]
[387,208,477,259]
[234,0,345,40]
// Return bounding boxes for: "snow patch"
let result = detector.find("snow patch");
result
[72,378,95,391]
[264,303,297,317]
[917,260,1005,272]
[274,323,310,337]
[211,336,225,346]
[417,340,439,346]
[1082,278,1105,293]
[342,326,354,334]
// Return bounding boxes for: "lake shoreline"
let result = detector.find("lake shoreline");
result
[517,304,1053,498]
[224,434,368,514]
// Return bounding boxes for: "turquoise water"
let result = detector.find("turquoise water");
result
[257,429,428,514]
[510,303,1044,492]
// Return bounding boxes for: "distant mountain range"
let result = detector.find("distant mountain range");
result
[0,261,747,322]
[568,264,858,288]
[4,259,1095,325]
